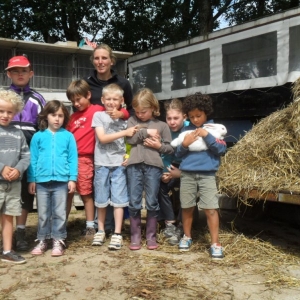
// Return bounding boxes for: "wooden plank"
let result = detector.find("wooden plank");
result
[237,189,300,205]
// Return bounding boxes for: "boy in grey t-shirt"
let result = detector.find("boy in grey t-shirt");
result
[91,84,137,250]
[0,90,30,264]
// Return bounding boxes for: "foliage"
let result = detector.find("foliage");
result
[224,0,300,26]
[101,0,233,53]
[0,0,109,43]
[0,0,299,54]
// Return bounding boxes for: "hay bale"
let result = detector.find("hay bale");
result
[217,78,300,200]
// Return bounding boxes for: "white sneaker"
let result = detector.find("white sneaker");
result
[92,231,106,246]
[108,234,123,250]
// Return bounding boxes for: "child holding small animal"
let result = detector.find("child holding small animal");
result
[174,92,226,259]
[126,88,173,250]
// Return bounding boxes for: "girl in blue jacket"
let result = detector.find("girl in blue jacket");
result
[27,100,78,257]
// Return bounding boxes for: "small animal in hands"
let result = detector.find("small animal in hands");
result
[171,123,227,151]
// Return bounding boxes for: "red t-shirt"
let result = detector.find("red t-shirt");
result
[67,105,105,156]
[67,105,130,156]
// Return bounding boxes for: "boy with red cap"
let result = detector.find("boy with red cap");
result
[6,55,46,251]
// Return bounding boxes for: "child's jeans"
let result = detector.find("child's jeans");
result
[127,163,162,217]
[36,181,68,241]
[158,178,180,221]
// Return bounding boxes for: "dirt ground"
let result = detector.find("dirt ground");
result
[1,202,300,300]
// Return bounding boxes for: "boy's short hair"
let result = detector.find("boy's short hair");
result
[164,98,183,112]
[0,89,23,113]
[102,83,124,97]
[182,92,213,117]
[66,79,91,100]
[6,55,31,70]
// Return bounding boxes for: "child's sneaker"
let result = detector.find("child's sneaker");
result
[92,230,106,246]
[161,223,176,238]
[1,251,26,264]
[81,227,96,240]
[15,228,29,251]
[31,240,48,255]
[51,240,66,257]
[108,234,123,250]
[168,226,183,245]
[178,235,192,252]
[210,243,224,260]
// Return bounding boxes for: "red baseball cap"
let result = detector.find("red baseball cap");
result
[5,56,31,70]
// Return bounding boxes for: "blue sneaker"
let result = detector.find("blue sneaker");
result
[210,243,224,260]
[178,235,192,252]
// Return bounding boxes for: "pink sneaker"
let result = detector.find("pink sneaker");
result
[31,240,48,255]
[51,240,66,257]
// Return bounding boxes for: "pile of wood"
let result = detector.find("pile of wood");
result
[217,79,300,200]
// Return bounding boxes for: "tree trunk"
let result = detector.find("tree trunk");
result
[198,0,214,37]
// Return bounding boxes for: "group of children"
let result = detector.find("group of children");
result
[0,54,226,264]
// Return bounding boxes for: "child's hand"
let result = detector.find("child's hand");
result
[167,165,181,179]
[122,154,129,166]
[106,108,123,119]
[182,131,199,148]
[68,181,76,194]
[194,128,208,138]
[143,134,161,149]
[28,182,36,194]
[7,168,20,181]
[1,166,14,181]
[126,126,138,137]
[161,172,172,183]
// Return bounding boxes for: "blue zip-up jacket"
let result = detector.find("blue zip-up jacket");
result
[27,128,78,183]
[176,120,226,173]
[9,84,46,145]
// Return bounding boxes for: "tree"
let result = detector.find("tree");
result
[0,0,299,54]
[101,0,234,53]
[224,0,300,26]
[0,0,110,43]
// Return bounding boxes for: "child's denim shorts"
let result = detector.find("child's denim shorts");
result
[94,165,129,208]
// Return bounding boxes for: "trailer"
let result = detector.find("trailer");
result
[128,8,300,208]
[128,7,300,146]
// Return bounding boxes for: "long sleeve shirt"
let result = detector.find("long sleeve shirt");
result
[27,128,78,183]
[0,125,30,182]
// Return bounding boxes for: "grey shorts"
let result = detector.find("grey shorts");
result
[0,181,22,216]
[180,171,219,209]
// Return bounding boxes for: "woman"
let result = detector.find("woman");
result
[84,43,133,114]
[84,43,134,237]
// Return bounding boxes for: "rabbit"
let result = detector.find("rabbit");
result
[171,123,227,151]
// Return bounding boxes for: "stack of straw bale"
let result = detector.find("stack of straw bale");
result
[217,79,300,200]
